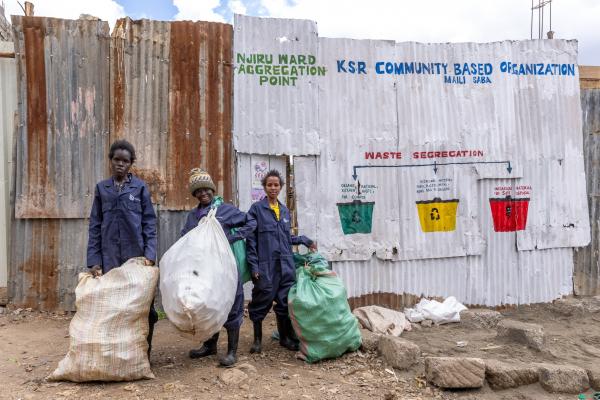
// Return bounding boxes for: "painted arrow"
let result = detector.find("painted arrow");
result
[351,160,513,180]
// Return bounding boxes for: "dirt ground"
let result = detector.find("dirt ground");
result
[1,299,599,400]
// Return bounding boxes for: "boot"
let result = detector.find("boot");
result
[249,321,262,354]
[147,308,158,359]
[189,332,219,359]
[147,321,155,359]
[219,327,239,367]
[286,317,300,347]
[276,314,299,351]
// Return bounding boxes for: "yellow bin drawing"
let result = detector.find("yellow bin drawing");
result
[415,198,460,233]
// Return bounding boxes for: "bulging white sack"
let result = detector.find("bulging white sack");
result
[405,296,467,325]
[49,258,158,382]
[159,208,237,341]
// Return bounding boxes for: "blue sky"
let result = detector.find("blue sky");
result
[3,0,599,64]
[117,0,178,20]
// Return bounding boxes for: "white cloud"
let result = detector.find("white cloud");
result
[229,0,247,15]
[3,0,125,28]
[173,0,225,22]
[259,0,600,65]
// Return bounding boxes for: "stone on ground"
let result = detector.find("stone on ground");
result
[550,297,586,317]
[377,335,420,370]
[496,319,544,351]
[537,364,590,394]
[236,363,257,375]
[460,309,503,329]
[484,359,538,390]
[587,368,600,391]
[360,329,381,352]
[425,357,485,389]
[219,368,248,385]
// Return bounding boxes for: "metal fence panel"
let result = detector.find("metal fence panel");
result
[12,16,110,219]
[574,88,600,295]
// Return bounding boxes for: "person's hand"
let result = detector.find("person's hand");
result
[144,258,155,266]
[90,265,102,278]
[309,242,318,252]
[251,272,260,284]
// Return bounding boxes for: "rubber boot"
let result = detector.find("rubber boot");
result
[250,321,262,354]
[147,320,155,359]
[147,306,158,359]
[286,316,300,347]
[189,332,219,359]
[276,314,299,351]
[219,327,239,367]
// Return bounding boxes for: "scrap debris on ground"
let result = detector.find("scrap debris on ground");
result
[1,296,600,399]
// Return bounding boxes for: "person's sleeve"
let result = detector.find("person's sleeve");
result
[226,206,257,243]
[141,184,158,263]
[245,207,259,275]
[86,185,103,267]
[181,211,194,238]
[291,234,313,248]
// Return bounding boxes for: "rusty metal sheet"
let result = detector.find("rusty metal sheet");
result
[111,19,233,209]
[9,218,88,311]
[111,18,170,204]
[574,88,600,296]
[165,21,233,209]
[12,16,110,219]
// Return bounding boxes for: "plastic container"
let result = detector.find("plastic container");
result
[415,198,459,232]
[489,196,530,232]
[336,200,375,234]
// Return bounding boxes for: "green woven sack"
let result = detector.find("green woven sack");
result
[288,262,362,363]
[230,230,251,283]
[293,251,331,270]
[211,196,251,283]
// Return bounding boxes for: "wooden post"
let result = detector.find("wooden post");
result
[24,1,34,16]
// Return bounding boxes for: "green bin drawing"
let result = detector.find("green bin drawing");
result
[336,200,375,235]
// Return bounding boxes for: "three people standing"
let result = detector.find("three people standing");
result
[86,140,316,366]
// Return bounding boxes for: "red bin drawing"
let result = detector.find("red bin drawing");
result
[489,196,530,232]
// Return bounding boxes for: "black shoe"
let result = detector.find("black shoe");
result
[219,328,239,367]
[276,314,299,352]
[189,332,219,359]
[250,321,262,354]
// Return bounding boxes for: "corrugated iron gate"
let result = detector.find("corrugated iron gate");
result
[9,16,233,311]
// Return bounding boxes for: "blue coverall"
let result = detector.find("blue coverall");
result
[246,198,313,322]
[181,200,255,330]
[86,174,159,335]
[87,174,157,273]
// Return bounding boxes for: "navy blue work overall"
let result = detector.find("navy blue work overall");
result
[86,174,159,333]
[246,198,313,322]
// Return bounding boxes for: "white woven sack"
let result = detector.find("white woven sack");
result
[48,258,158,382]
[160,208,237,341]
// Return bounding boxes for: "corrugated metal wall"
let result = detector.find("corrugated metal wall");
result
[12,16,110,219]
[111,18,234,209]
[574,87,600,296]
[235,15,589,308]
[0,41,17,295]
[8,16,234,311]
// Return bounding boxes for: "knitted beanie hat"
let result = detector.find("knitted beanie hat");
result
[189,168,216,195]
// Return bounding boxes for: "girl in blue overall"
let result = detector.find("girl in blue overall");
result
[181,168,256,367]
[86,140,158,356]
[246,170,317,353]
